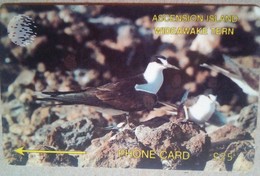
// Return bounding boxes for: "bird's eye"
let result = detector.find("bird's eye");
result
[150,55,167,64]
[207,94,216,101]
[155,58,163,64]
[158,57,168,66]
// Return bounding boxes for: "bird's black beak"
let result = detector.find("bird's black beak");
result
[164,62,179,70]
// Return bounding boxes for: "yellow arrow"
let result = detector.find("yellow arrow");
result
[14,147,87,156]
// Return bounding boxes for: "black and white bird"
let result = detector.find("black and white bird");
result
[201,55,259,96]
[37,55,179,116]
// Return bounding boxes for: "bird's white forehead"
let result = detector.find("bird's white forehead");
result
[158,57,168,65]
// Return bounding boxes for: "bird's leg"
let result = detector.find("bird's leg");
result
[102,113,132,131]
[102,113,135,131]
[124,112,137,129]
[125,112,130,125]
[125,112,133,128]
[182,106,189,122]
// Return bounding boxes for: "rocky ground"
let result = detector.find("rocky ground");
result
[0,4,259,171]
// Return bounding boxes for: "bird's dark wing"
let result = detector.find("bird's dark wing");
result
[37,74,157,111]
[238,67,259,91]
[223,55,258,90]
[223,55,242,77]
[94,75,157,111]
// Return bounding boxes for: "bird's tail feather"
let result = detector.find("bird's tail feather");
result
[41,89,87,96]
[35,88,99,105]
[35,97,75,106]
